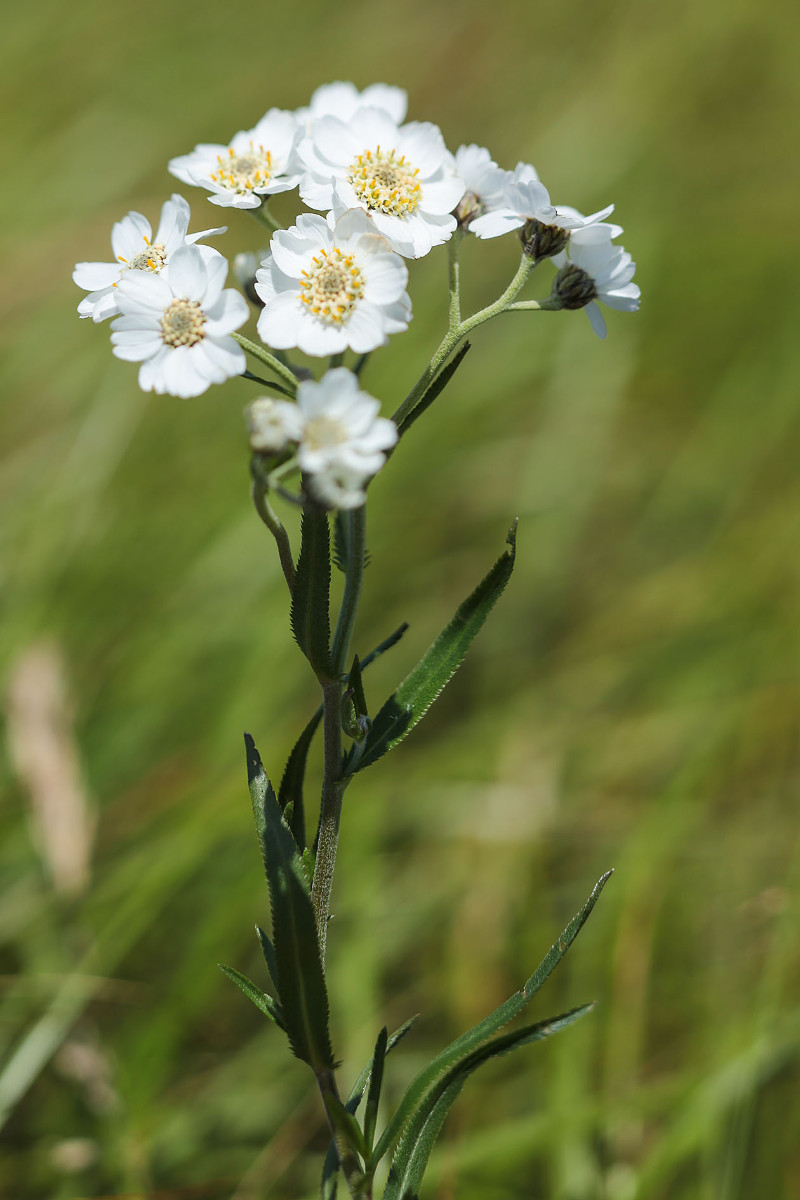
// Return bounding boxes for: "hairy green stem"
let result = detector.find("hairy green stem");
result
[250,465,295,593]
[233,333,299,394]
[248,201,282,234]
[312,506,367,965]
[392,252,536,427]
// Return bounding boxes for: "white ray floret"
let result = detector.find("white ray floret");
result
[255,210,411,356]
[295,368,397,509]
[168,109,302,210]
[296,81,407,132]
[73,195,225,323]
[470,162,613,240]
[299,107,465,258]
[552,223,640,339]
[246,398,304,454]
[453,145,511,229]
[110,244,249,397]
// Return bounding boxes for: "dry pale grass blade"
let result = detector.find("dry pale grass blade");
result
[5,641,95,897]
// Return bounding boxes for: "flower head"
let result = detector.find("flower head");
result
[452,145,510,230]
[297,82,407,131]
[168,109,302,209]
[299,108,465,258]
[469,162,613,256]
[255,210,411,356]
[295,368,397,509]
[550,223,640,338]
[246,397,303,454]
[110,244,248,396]
[73,195,225,322]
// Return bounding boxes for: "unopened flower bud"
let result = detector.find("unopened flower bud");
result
[520,219,570,262]
[551,263,599,311]
[245,397,303,455]
[454,190,484,229]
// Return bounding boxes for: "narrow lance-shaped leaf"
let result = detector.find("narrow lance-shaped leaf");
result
[351,522,518,774]
[320,1015,419,1200]
[255,924,279,993]
[278,706,323,850]
[396,341,472,439]
[370,870,612,1168]
[364,1025,388,1154]
[244,734,334,1072]
[291,508,334,681]
[382,1006,592,1200]
[218,963,286,1031]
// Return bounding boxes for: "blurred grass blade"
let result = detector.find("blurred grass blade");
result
[396,341,471,439]
[278,707,323,850]
[245,734,334,1071]
[351,522,518,774]
[371,871,611,1167]
[218,963,286,1030]
[291,509,333,681]
[383,1006,592,1199]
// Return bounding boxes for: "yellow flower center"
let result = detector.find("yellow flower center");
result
[304,414,348,450]
[160,298,206,347]
[210,144,273,193]
[117,240,167,274]
[347,147,421,219]
[298,248,365,325]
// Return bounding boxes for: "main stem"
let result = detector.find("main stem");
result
[312,505,367,966]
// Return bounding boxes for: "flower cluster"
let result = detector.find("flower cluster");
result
[74,81,640,507]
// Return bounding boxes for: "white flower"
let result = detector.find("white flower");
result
[73,195,225,322]
[469,161,613,241]
[299,108,465,258]
[255,210,411,356]
[297,82,407,131]
[296,368,397,509]
[453,145,510,228]
[552,223,640,339]
[168,109,302,210]
[110,244,249,397]
[246,397,303,454]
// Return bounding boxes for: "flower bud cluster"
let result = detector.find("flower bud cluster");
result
[74,80,640,506]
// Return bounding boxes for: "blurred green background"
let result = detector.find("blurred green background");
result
[1,0,799,1197]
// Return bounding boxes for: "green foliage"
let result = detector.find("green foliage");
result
[350,522,517,773]
[292,508,334,681]
[396,341,472,439]
[244,734,334,1072]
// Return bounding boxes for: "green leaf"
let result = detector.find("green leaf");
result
[291,508,334,681]
[325,1092,369,1161]
[351,522,518,774]
[364,1026,388,1154]
[360,622,409,670]
[396,341,472,439]
[244,734,334,1072]
[320,1015,419,1200]
[371,870,611,1168]
[218,963,285,1031]
[278,706,323,850]
[255,924,279,993]
[342,655,371,743]
[383,1006,592,1200]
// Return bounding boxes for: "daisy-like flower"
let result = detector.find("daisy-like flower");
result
[168,109,302,210]
[296,368,397,509]
[255,210,411,356]
[452,145,510,230]
[469,162,614,258]
[296,81,407,131]
[246,397,303,454]
[73,195,225,322]
[550,222,640,339]
[110,244,249,397]
[298,108,465,258]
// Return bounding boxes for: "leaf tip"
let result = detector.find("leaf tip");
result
[244,732,264,786]
[506,518,519,552]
